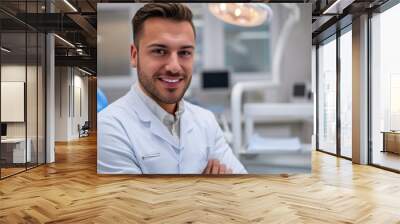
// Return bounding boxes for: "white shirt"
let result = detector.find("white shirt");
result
[97,83,247,174]
[134,83,183,140]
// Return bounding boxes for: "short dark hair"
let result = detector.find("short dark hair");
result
[132,3,196,48]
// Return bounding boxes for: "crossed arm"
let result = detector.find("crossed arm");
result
[202,159,233,174]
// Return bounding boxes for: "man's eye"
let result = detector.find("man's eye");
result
[179,51,192,57]
[152,49,167,55]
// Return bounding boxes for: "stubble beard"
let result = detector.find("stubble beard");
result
[136,56,192,105]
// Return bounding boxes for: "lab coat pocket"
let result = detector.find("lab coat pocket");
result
[141,152,161,160]
[140,152,164,173]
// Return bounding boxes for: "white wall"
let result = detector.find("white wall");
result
[55,67,68,141]
[1,66,26,127]
[1,63,46,164]
[1,65,38,137]
[55,67,89,141]
[71,74,89,138]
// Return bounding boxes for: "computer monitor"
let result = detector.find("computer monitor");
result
[1,123,7,137]
[202,70,229,89]
[293,83,306,97]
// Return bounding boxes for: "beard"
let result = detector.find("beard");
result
[136,59,192,105]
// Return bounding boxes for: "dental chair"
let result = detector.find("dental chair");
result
[228,4,312,173]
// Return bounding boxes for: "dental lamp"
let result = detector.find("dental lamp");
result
[208,3,272,27]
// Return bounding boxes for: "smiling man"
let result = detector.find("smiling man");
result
[98,3,247,174]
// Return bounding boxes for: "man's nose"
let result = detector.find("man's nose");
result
[165,53,182,74]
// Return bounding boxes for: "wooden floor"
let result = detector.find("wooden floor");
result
[0,167,26,178]
[1,163,45,178]
[1,135,400,223]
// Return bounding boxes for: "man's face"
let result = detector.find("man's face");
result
[131,17,195,105]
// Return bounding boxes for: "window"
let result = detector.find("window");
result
[317,35,337,154]
[339,27,352,158]
[370,2,400,171]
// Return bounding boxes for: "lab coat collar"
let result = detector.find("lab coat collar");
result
[180,107,194,134]
[134,82,185,127]
[128,86,194,149]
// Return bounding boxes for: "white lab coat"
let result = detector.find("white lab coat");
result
[97,86,247,174]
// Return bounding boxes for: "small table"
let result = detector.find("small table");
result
[381,131,400,154]
[1,138,31,164]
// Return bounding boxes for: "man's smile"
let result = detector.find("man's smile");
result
[157,76,185,88]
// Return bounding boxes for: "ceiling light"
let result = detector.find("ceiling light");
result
[208,3,272,27]
[219,3,226,11]
[322,0,354,15]
[234,8,241,17]
[1,47,11,53]
[54,34,75,48]
[63,0,78,12]
[78,67,92,76]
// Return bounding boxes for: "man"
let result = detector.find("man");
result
[98,3,247,174]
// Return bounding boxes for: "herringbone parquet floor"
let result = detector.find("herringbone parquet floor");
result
[1,135,400,223]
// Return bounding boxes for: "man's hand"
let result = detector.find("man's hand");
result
[202,159,233,174]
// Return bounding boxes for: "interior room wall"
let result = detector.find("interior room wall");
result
[1,64,38,139]
[55,67,89,141]
[88,77,97,131]
[55,66,70,141]
[71,73,89,138]
[1,63,45,164]
[37,64,46,164]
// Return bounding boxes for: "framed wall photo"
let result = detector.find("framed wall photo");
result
[1,81,25,122]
